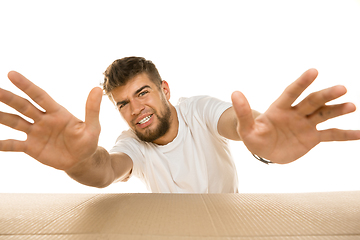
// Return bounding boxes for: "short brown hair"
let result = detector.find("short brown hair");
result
[102,57,162,97]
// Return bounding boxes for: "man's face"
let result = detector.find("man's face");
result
[110,73,172,143]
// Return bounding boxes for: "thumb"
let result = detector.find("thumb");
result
[85,87,103,131]
[231,91,254,136]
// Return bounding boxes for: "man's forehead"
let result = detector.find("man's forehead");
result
[110,74,155,101]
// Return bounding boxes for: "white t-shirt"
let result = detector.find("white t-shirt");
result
[109,96,239,193]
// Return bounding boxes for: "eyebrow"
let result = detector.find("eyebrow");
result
[116,85,152,107]
[135,85,151,95]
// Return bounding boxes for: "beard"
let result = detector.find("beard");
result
[134,103,172,143]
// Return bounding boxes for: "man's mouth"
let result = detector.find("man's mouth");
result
[137,114,153,125]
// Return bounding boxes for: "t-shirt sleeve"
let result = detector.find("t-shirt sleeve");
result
[109,130,145,179]
[179,96,232,138]
[200,96,233,138]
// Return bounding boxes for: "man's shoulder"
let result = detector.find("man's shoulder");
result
[177,95,216,108]
[177,95,229,111]
[115,129,141,144]
[177,95,210,104]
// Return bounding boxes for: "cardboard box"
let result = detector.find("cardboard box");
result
[0,191,359,239]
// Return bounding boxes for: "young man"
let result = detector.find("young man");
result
[0,57,359,193]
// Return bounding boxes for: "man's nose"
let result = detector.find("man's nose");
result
[131,99,145,116]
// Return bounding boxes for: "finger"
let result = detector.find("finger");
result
[0,139,26,152]
[308,102,356,125]
[295,85,347,116]
[0,111,32,133]
[231,91,254,136]
[320,129,360,142]
[7,71,60,113]
[85,87,102,132]
[275,68,318,109]
[0,87,43,121]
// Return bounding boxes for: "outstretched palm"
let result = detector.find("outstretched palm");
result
[0,71,103,170]
[232,69,360,163]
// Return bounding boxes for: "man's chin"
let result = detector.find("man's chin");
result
[133,105,171,143]
[135,125,169,143]
[135,131,159,143]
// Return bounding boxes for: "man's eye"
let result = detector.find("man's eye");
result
[139,91,148,97]
[118,103,127,109]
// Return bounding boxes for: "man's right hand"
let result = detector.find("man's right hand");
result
[0,71,103,170]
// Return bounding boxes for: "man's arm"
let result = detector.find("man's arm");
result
[218,69,360,164]
[66,147,133,188]
[218,107,260,141]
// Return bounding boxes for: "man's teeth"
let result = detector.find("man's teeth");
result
[138,115,152,124]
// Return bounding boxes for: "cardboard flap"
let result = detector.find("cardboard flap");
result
[1,192,360,239]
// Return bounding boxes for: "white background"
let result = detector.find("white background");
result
[0,0,359,193]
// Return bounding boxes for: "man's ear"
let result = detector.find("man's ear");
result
[161,80,171,100]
